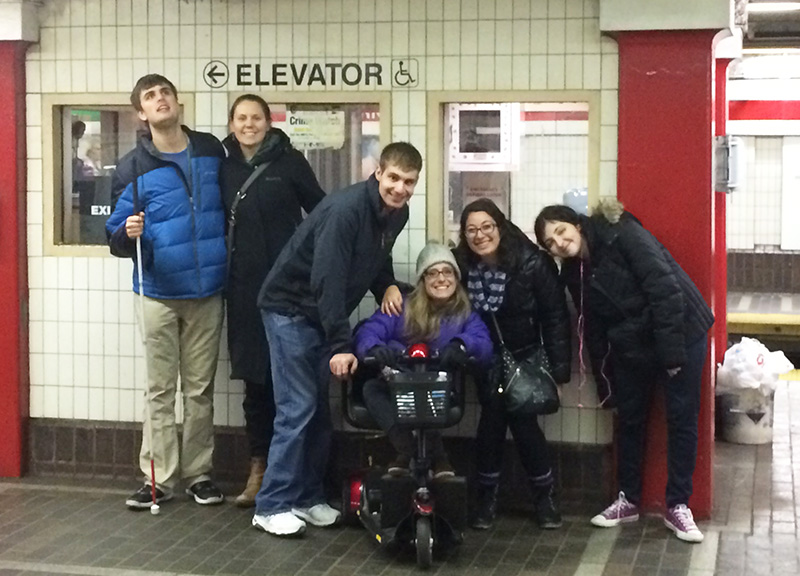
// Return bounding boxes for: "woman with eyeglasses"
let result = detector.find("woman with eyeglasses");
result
[452,198,571,530]
[221,94,326,507]
[353,242,493,478]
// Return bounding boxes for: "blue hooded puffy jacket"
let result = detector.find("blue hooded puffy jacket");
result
[105,127,226,299]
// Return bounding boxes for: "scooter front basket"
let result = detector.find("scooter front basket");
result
[389,372,453,427]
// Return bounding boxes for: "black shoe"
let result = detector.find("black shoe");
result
[126,484,172,510]
[534,489,562,529]
[387,454,411,476]
[186,480,224,505]
[471,484,498,530]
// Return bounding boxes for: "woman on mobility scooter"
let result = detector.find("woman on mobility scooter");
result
[354,242,493,478]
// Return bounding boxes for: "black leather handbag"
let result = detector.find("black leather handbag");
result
[489,313,560,415]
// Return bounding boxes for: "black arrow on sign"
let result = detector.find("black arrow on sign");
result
[207,64,225,86]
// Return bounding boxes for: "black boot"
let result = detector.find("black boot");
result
[533,484,562,529]
[472,483,499,530]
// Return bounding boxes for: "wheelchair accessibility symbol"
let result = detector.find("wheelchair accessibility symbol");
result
[392,59,419,88]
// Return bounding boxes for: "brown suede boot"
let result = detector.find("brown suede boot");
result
[235,457,266,508]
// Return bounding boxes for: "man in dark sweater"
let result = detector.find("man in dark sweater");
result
[252,142,422,537]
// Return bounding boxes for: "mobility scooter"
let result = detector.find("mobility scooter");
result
[341,345,470,569]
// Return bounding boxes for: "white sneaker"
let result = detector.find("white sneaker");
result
[252,512,306,537]
[291,503,341,527]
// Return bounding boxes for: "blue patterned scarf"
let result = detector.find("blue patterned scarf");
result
[467,263,507,313]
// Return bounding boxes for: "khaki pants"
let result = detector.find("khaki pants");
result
[136,294,224,490]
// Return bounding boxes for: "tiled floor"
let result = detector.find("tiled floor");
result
[0,381,797,576]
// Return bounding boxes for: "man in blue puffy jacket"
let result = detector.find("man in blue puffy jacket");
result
[106,74,227,510]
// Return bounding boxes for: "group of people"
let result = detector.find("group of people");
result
[106,74,713,545]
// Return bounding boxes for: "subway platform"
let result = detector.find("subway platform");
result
[0,380,797,576]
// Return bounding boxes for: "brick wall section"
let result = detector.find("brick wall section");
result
[728,252,800,292]
[28,418,612,508]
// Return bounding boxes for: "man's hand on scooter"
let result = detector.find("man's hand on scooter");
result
[331,353,358,379]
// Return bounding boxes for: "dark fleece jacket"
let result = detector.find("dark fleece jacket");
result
[257,175,406,354]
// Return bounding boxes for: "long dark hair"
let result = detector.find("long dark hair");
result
[454,198,529,272]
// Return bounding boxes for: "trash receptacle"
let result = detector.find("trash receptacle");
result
[716,388,775,445]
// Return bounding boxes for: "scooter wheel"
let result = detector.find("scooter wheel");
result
[415,516,433,569]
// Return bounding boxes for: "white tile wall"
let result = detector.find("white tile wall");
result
[727,136,783,250]
[26,0,617,445]
[511,133,589,236]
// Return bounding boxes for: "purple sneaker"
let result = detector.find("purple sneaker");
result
[664,504,704,542]
[590,492,640,527]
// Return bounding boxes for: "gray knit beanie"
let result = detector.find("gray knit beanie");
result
[415,242,460,283]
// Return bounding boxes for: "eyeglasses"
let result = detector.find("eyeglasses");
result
[424,267,456,280]
[465,222,497,239]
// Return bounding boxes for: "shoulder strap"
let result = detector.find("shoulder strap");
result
[228,161,271,224]
[226,160,271,283]
[489,312,506,348]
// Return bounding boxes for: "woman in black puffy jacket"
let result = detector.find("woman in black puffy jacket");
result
[453,198,571,530]
[534,200,713,544]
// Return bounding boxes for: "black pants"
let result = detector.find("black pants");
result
[475,384,553,486]
[243,376,276,460]
[614,336,706,508]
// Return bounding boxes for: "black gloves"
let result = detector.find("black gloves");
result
[439,340,469,371]
[369,346,398,368]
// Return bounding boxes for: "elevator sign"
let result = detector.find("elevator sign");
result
[229,62,384,88]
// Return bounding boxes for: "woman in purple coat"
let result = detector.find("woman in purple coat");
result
[354,242,493,478]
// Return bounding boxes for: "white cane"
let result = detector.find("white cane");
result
[136,233,160,516]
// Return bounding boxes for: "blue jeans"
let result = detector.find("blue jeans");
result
[255,311,332,515]
[614,335,707,508]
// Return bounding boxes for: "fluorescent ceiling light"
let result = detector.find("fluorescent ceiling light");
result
[747,2,800,13]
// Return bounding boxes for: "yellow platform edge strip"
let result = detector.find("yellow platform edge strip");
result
[727,313,800,336]
[727,312,800,325]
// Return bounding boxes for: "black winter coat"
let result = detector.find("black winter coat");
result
[221,129,325,383]
[455,235,572,384]
[257,174,406,355]
[562,208,714,389]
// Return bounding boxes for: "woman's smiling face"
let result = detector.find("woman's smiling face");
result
[423,264,457,302]
[464,211,500,261]
[230,99,270,155]
[541,220,583,259]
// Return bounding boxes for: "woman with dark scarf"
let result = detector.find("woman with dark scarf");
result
[534,201,713,543]
[453,199,572,530]
[221,95,325,506]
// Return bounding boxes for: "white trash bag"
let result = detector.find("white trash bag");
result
[716,337,794,395]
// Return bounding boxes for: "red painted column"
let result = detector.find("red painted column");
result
[0,41,29,477]
[616,30,717,518]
